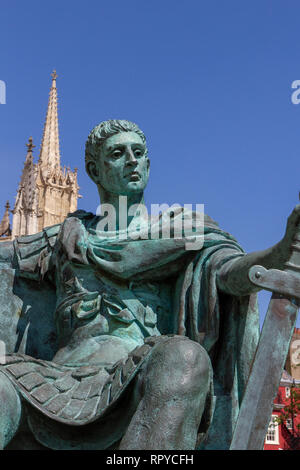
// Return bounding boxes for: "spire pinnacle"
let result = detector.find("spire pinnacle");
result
[38,70,61,170]
[26,136,35,154]
[51,70,58,88]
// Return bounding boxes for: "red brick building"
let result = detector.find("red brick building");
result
[264,371,300,449]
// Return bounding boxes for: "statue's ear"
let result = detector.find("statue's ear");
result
[86,161,99,183]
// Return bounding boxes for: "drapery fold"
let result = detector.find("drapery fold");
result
[13,208,260,448]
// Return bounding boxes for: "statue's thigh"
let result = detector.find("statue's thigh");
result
[0,371,22,448]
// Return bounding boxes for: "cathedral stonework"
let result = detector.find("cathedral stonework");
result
[0,71,79,240]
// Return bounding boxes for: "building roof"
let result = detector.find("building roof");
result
[281,369,300,387]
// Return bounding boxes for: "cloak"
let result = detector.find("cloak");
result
[0,208,260,449]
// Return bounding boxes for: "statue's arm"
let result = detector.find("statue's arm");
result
[217,205,300,296]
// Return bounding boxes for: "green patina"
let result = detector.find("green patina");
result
[0,120,299,450]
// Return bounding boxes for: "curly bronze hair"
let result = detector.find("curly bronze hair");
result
[85,120,148,171]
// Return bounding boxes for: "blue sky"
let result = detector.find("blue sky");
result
[1,0,300,327]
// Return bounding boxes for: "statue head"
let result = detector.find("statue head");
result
[85,120,150,197]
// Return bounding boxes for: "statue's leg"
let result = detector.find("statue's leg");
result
[119,336,211,450]
[0,371,22,449]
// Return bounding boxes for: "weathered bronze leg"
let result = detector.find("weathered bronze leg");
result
[119,337,211,450]
[0,371,22,449]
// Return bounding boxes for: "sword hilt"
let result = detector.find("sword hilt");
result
[249,193,300,299]
[249,265,300,301]
[285,192,300,274]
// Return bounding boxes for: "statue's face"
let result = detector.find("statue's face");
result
[92,131,150,196]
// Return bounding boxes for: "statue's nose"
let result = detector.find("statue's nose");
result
[125,148,137,166]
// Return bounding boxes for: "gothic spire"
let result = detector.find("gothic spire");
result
[13,137,37,213]
[9,71,79,240]
[11,137,38,238]
[38,70,61,172]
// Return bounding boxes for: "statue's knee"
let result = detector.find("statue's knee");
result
[170,338,211,390]
[172,337,210,373]
[0,371,22,448]
[145,337,211,396]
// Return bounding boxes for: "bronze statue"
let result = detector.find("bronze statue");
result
[0,120,299,450]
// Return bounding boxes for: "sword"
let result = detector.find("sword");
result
[230,199,300,450]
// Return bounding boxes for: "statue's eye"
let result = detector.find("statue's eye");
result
[112,149,122,158]
[134,149,143,157]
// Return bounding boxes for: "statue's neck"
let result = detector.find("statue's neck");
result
[97,187,146,230]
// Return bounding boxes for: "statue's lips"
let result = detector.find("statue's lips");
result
[125,171,141,181]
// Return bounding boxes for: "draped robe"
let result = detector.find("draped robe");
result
[0,208,259,449]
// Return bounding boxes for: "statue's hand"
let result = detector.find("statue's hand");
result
[278,204,300,268]
[217,205,300,296]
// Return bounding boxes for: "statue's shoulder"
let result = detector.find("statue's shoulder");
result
[15,223,62,252]
[14,223,62,279]
[176,205,219,229]
[0,224,63,269]
[204,214,220,228]
[204,213,239,244]
[9,212,94,279]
